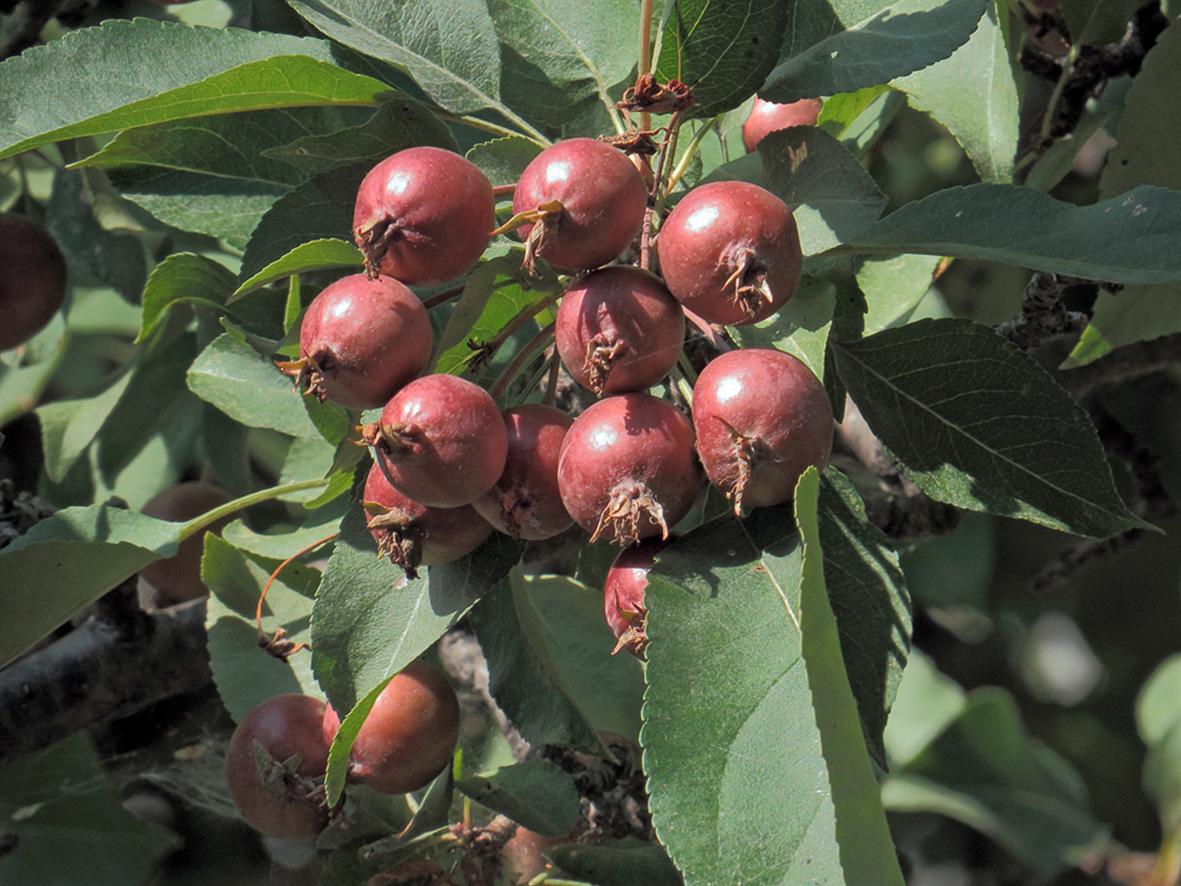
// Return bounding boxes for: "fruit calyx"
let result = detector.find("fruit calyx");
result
[723,246,775,320]
[712,416,765,515]
[618,72,694,115]
[251,742,326,812]
[360,420,423,459]
[591,479,669,546]
[584,333,627,395]
[276,352,332,403]
[355,215,421,280]
[362,500,426,578]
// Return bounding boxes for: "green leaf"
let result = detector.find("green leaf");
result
[137,253,238,343]
[1059,0,1141,44]
[36,370,134,484]
[816,85,890,138]
[287,0,546,141]
[816,468,911,766]
[0,20,389,159]
[491,0,636,128]
[729,273,836,381]
[893,1,1019,183]
[796,468,906,884]
[465,136,542,187]
[432,260,542,375]
[654,1,789,117]
[764,0,988,104]
[0,735,177,885]
[840,183,1181,284]
[548,839,682,886]
[1025,113,1108,193]
[186,332,343,439]
[0,507,181,667]
[857,253,942,335]
[1137,654,1181,747]
[203,534,322,722]
[640,508,846,884]
[234,239,364,299]
[882,688,1110,873]
[883,650,967,768]
[311,505,523,713]
[832,319,1143,537]
[456,759,580,837]
[1066,23,1181,366]
[1144,720,1181,835]
[262,98,458,177]
[467,575,604,754]
[900,512,995,611]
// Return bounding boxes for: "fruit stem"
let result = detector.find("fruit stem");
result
[489,321,556,402]
[177,478,329,542]
[491,183,518,198]
[420,284,465,310]
[638,0,654,132]
[255,532,338,656]
[470,293,558,368]
[543,348,561,406]
[665,116,719,194]
[682,307,733,353]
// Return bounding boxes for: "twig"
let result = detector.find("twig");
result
[255,533,337,658]
[1058,332,1181,397]
[437,630,530,762]
[488,322,556,401]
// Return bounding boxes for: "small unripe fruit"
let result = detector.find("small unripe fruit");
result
[657,181,802,326]
[363,463,492,579]
[471,405,574,540]
[555,267,685,395]
[603,537,670,658]
[225,694,330,839]
[0,213,67,352]
[140,481,233,604]
[742,96,824,152]
[321,660,460,795]
[693,349,833,512]
[557,394,701,545]
[354,147,494,285]
[367,374,508,508]
[282,273,431,410]
[513,138,647,272]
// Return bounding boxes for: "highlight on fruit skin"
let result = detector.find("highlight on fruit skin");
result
[362,462,492,580]
[225,693,332,840]
[353,146,494,285]
[603,537,671,658]
[278,273,431,410]
[555,266,686,396]
[0,212,68,352]
[692,348,834,513]
[742,96,824,152]
[140,481,233,605]
[321,660,460,795]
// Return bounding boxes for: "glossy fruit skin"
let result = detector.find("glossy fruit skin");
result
[363,463,492,578]
[372,374,508,508]
[471,405,574,541]
[513,138,647,272]
[353,147,494,285]
[296,274,431,409]
[656,181,802,326]
[0,213,67,352]
[555,267,685,395]
[225,694,331,839]
[141,482,232,604]
[321,660,460,795]
[693,349,833,511]
[742,97,824,152]
[603,537,670,658]
[557,394,701,545]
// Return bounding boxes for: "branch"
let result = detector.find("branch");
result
[437,629,531,762]
[1059,332,1181,397]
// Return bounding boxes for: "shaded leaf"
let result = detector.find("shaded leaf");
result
[456,759,579,837]
[137,253,238,343]
[729,273,836,380]
[548,839,682,886]
[234,239,363,299]
[465,136,542,187]
[1137,654,1181,747]
[857,253,941,335]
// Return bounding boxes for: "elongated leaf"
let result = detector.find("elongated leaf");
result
[764,0,988,104]
[893,0,1019,183]
[858,253,941,335]
[655,0,789,117]
[0,19,388,159]
[234,240,363,298]
[548,840,682,886]
[831,318,1143,536]
[311,506,522,713]
[36,371,134,484]
[465,136,542,187]
[455,759,579,837]
[796,469,906,884]
[841,183,1181,284]
[0,507,180,667]
[137,253,237,343]
[729,274,836,380]
[1137,655,1181,747]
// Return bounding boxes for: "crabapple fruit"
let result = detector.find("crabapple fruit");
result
[742,96,824,152]
[0,213,67,352]
[281,273,430,410]
[557,394,701,545]
[656,180,802,326]
[471,405,574,541]
[225,694,331,839]
[555,267,685,395]
[354,147,494,285]
[140,481,233,605]
[512,138,647,272]
[692,349,833,512]
[603,537,671,658]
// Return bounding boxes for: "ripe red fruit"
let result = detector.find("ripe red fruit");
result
[557,394,701,545]
[365,374,508,508]
[354,147,494,285]
[0,213,67,352]
[471,405,573,541]
[742,96,824,152]
[321,660,460,795]
[280,273,431,410]
[603,537,670,658]
[555,267,685,395]
[512,138,647,272]
[225,694,330,839]
[656,181,802,326]
[693,349,833,512]
[363,463,492,579]
[140,481,232,605]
